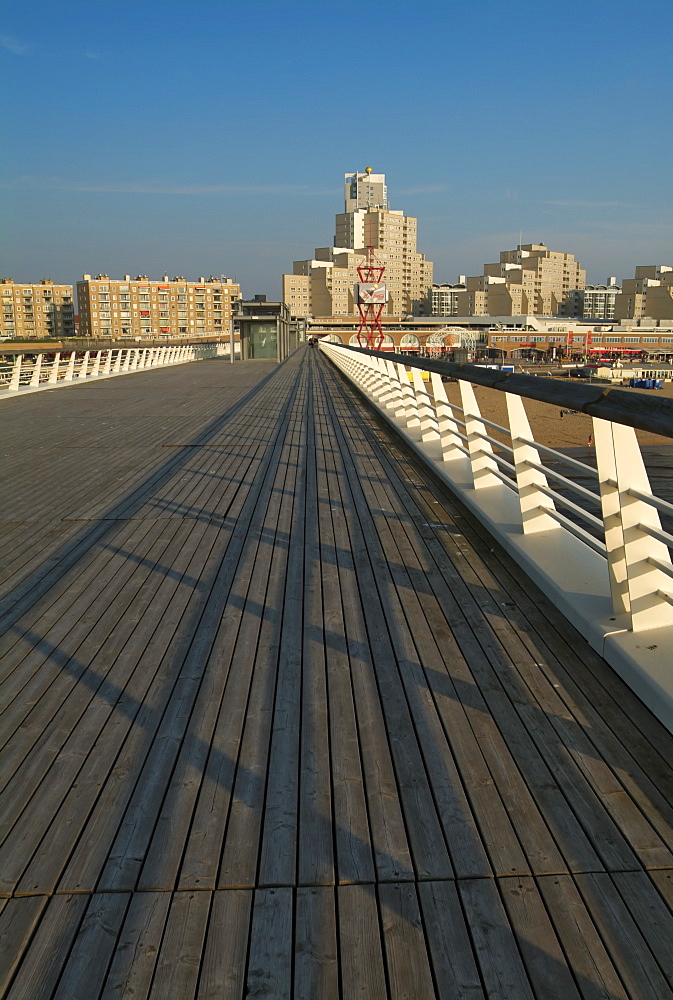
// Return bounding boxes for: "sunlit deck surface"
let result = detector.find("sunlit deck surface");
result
[2,346,673,999]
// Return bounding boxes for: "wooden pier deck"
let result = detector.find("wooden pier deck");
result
[2,346,673,999]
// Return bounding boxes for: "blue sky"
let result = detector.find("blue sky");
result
[2,0,672,296]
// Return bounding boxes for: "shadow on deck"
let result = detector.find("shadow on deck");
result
[1,349,672,999]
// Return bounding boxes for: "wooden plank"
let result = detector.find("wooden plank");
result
[574,872,673,998]
[456,479,673,772]
[196,889,252,1000]
[0,516,192,797]
[313,380,374,886]
[330,391,531,879]
[337,883,387,999]
[458,877,535,999]
[434,508,673,871]
[417,880,485,999]
[407,436,673,853]
[609,871,673,987]
[259,371,308,886]
[176,488,282,890]
[297,375,334,888]
[62,411,283,893]
[147,891,211,1000]
[651,868,673,908]
[378,882,437,1000]
[0,516,154,683]
[4,894,89,1000]
[326,405,456,882]
[100,891,171,1000]
[4,348,673,998]
[536,874,629,999]
[362,423,640,875]
[353,437,588,878]
[498,876,581,999]
[470,552,673,857]
[6,518,220,896]
[294,886,339,1000]
[318,378,415,884]
[320,361,528,880]
[245,887,293,1000]
[217,394,305,889]
[52,892,131,1000]
[100,369,303,893]
[0,363,279,634]
[213,523,287,890]
[0,896,48,994]
[136,543,259,891]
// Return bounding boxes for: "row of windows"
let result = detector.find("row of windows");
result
[489,335,673,345]
[83,285,234,295]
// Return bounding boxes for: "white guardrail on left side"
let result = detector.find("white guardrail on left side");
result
[0,343,228,397]
[320,340,673,733]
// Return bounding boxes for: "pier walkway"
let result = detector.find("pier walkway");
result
[1,347,673,998]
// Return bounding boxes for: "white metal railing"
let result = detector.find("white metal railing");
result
[320,342,673,638]
[0,343,228,394]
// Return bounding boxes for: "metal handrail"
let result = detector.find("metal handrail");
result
[1,344,225,393]
[321,340,673,641]
[340,345,673,440]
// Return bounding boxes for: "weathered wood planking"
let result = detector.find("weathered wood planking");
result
[2,347,673,998]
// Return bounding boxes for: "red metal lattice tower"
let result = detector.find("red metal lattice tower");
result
[356,246,386,349]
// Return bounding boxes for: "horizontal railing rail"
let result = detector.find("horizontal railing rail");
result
[320,341,673,634]
[330,346,673,438]
[0,343,226,394]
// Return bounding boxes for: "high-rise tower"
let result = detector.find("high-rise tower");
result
[282,168,433,319]
[344,169,388,212]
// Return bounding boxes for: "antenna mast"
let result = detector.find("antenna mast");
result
[354,168,387,349]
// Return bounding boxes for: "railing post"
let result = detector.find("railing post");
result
[122,350,132,372]
[382,359,407,418]
[594,417,673,630]
[113,350,124,373]
[358,354,384,395]
[506,393,558,534]
[29,354,43,387]
[64,352,77,382]
[396,363,420,429]
[458,381,500,488]
[102,350,113,375]
[430,373,464,461]
[91,351,102,378]
[9,355,23,391]
[48,352,61,384]
[78,351,90,379]
[412,369,440,443]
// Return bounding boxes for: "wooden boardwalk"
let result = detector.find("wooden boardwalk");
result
[2,346,673,999]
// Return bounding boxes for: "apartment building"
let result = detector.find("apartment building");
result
[430,280,467,316]
[282,169,433,319]
[613,265,673,322]
[573,280,621,320]
[77,274,240,339]
[490,244,585,315]
[0,279,75,339]
[344,169,388,212]
[442,243,585,318]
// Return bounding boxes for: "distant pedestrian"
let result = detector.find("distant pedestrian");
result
[587,433,593,447]
[559,410,564,419]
